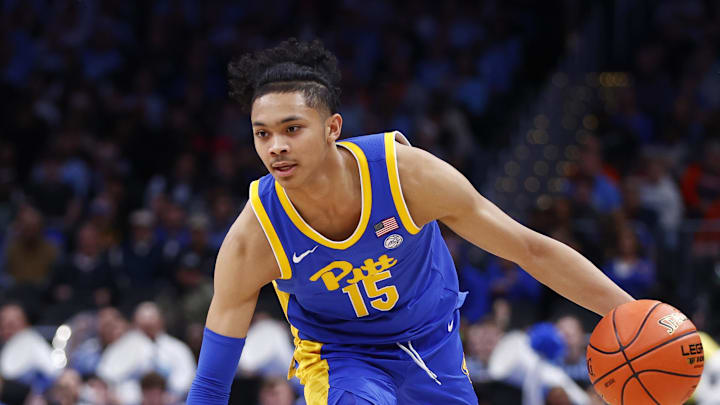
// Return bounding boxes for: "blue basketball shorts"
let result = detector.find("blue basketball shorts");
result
[290,310,478,404]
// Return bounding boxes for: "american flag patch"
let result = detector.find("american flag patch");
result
[374,217,399,237]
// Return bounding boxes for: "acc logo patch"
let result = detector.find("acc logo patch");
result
[384,234,403,249]
[658,312,688,335]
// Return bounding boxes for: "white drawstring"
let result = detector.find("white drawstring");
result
[396,341,442,385]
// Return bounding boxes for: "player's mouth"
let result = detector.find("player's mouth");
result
[272,162,297,177]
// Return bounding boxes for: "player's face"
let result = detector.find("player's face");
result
[251,92,335,188]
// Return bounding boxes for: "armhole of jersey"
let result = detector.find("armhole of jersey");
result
[249,180,292,280]
[384,131,422,235]
[271,280,299,338]
[271,280,302,380]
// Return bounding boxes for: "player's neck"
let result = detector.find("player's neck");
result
[281,145,361,237]
[286,145,359,210]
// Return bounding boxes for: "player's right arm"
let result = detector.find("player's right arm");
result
[187,202,281,404]
[205,201,281,337]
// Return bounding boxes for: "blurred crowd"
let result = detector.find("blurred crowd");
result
[450,0,720,404]
[1,0,720,404]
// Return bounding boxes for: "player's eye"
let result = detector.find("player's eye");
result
[255,130,268,138]
[287,125,300,133]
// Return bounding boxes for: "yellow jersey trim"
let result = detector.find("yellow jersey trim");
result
[274,141,372,250]
[250,180,292,279]
[384,131,422,234]
[272,281,329,403]
[294,337,329,404]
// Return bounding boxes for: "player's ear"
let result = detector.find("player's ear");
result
[325,113,343,143]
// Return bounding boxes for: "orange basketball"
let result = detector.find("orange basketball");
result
[586,300,704,405]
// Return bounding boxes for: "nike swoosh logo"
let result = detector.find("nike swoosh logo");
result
[447,320,454,332]
[292,245,319,264]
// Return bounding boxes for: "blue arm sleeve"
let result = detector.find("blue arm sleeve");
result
[186,327,246,405]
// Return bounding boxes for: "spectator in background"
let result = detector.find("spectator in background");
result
[97,302,195,405]
[70,307,129,378]
[53,133,92,199]
[488,323,589,405]
[464,320,503,383]
[619,177,658,248]
[45,369,89,405]
[3,206,58,292]
[26,154,81,232]
[554,315,589,387]
[183,214,215,278]
[0,143,20,238]
[485,257,542,328]
[238,311,294,379]
[570,137,622,215]
[633,43,674,123]
[183,323,204,363]
[602,226,656,299]
[685,142,720,258]
[566,178,606,265]
[145,153,199,209]
[134,302,196,399]
[695,350,720,405]
[117,210,163,306]
[174,252,213,328]
[257,377,296,405]
[83,376,119,405]
[47,222,115,323]
[545,386,573,405]
[636,152,684,236]
[0,303,59,391]
[208,151,245,197]
[681,140,720,218]
[156,202,189,269]
[611,87,655,145]
[546,197,602,264]
[87,191,123,252]
[140,372,172,405]
[174,214,215,326]
[208,192,237,251]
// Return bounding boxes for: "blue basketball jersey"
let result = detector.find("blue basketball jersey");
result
[249,132,465,345]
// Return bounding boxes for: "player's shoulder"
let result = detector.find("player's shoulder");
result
[219,200,282,281]
[224,201,264,250]
[393,133,476,225]
[394,137,442,180]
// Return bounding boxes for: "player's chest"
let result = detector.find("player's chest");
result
[286,233,410,290]
[276,232,415,317]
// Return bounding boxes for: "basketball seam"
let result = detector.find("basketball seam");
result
[588,342,620,355]
[619,373,634,405]
[635,369,703,378]
[589,302,662,355]
[590,330,698,386]
[612,308,660,405]
[624,302,663,350]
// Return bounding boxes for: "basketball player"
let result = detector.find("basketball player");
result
[187,39,634,404]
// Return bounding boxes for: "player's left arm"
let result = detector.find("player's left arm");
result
[396,142,634,316]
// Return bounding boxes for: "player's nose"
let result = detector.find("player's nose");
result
[269,135,289,155]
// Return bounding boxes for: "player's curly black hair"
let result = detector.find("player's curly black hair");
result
[228,38,341,114]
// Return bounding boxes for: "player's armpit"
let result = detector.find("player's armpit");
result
[205,202,282,339]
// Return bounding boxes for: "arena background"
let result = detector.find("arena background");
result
[1,0,719,404]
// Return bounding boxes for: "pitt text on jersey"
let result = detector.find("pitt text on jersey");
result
[309,254,400,317]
